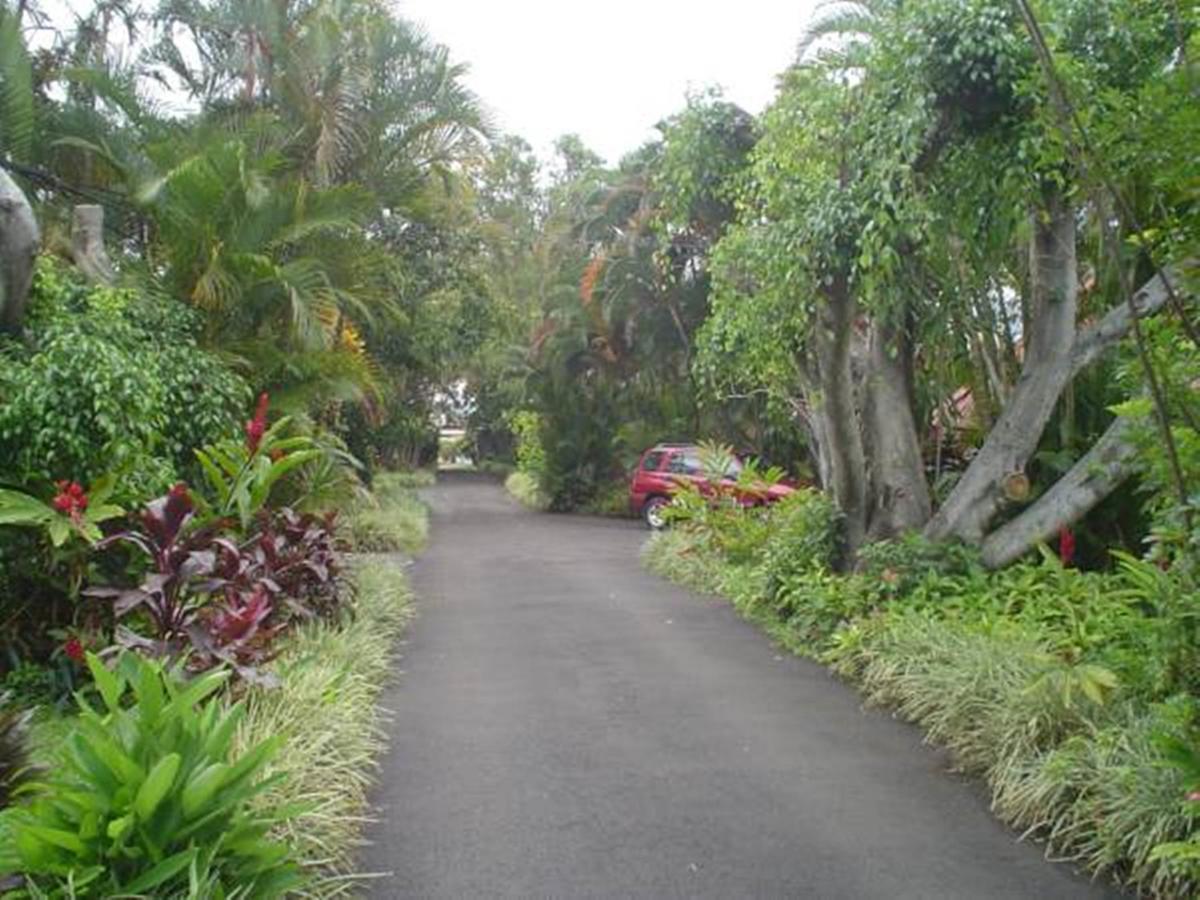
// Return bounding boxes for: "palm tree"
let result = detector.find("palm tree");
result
[795,0,903,65]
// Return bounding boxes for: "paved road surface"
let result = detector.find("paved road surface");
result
[362,473,1117,899]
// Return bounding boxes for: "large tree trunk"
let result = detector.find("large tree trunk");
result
[71,204,117,285]
[813,273,869,554]
[0,168,39,334]
[863,318,931,539]
[980,415,1138,567]
[926,190,1078,542]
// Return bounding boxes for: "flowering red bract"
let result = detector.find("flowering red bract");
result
[63,637,85,663]
[1059,527,1076,567]
[245,392,270,453]
[52,481,89,522]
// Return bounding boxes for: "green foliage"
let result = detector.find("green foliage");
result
[0,261,249,501]
[1115,315,1200,573]
[504,471,549,512]
[0,653,304,897]
[580,481,635,518]
[193,417,324,533]
[343,473,430,554]
[653,88,755,236]
[755,489,840,594]
[0,480,123,550]
[834,617,1197,896]
[0,1,33,163]
[508,410,546,478]
[0,698,31,811]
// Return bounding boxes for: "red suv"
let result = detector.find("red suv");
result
[629,444,796,529]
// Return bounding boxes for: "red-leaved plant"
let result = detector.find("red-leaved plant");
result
[86,484,344,683]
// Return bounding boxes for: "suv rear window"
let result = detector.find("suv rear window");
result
[641,451,665,472]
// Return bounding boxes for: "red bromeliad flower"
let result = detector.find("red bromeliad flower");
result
[1059,526,1076,567]
[52,481,88,522]
[245,392,270,454]
[63,636,85,663]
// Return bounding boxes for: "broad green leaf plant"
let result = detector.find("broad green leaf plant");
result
[0,652,305,898]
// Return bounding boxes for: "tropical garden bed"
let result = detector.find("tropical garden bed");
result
[0,462,426,897]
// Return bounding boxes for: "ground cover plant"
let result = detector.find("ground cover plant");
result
[343,472,433,553]
[234,558,415,895]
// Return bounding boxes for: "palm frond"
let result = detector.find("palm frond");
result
[0,3,34,162]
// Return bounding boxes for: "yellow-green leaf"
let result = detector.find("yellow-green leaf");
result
[134,753,181,821]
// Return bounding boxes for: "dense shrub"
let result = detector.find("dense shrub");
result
[340,399,438,475]
[88,483,345,683]
[755,489,839,594]
[508,410,546,478]
[0,260,249,500]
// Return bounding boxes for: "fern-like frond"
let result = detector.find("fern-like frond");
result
[0,3,34,162]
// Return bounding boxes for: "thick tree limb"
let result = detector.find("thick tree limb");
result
[980,415,1139,568]
[1070,266,1187,377]
[0,167,39,334]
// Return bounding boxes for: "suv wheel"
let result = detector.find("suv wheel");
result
[643,496,670,530]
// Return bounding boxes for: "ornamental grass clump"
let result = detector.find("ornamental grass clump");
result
[994,699,1197,897]
[235,559,414,895]
[0,652,304,898]
[344,482,430,554]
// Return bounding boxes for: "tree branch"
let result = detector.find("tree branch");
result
[980,415,1139,568]
[1070,266,1187,377]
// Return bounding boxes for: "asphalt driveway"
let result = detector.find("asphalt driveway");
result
[362,472,1118,899]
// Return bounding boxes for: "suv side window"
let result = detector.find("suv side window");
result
[641,451,665,472]
[667,451,702,475]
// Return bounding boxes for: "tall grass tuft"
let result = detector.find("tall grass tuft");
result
[343,473,430,554]
[504,471,549,511]
[834,614,1196,896]
[641,530,728,596]
[235,559,414,897]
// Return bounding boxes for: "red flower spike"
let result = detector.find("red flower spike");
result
[245,392,270,454]
[64,637,85,663]
[52,481,89,522]
[1058,527,1076,567]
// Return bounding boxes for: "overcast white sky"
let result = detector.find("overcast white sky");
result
[396,1,821,164]
[36,1,821,165]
